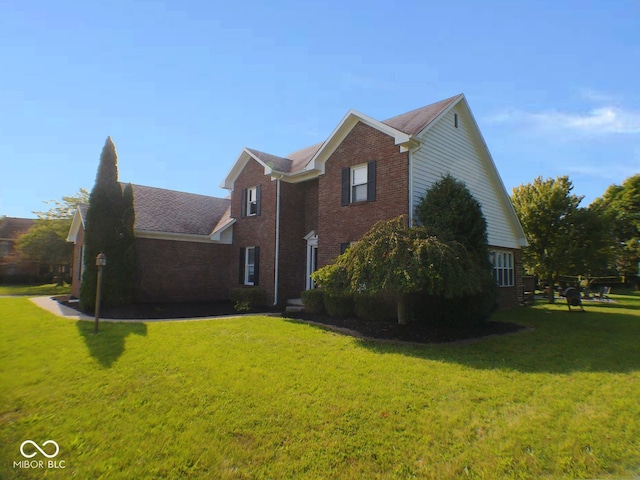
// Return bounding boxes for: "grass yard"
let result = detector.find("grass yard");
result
[0,294,639,479]
[0,283,71,296]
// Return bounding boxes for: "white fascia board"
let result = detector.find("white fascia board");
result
[135,230,219,244]
[220,149,250,190]
[66,208,85,243]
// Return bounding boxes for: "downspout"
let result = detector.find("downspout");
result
[273,175,282,306]
[407,144,421,227]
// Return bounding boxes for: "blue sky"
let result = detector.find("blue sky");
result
[1,0,638,218]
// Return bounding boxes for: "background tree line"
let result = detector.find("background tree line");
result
[511,174,640,294]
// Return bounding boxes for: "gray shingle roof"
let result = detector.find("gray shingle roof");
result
[128,184,230,236]
[382,94,461,135]
[245,148,292,173]
[243,95,461,176]
[0,217,36,240]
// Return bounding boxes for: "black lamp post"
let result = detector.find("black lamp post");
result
[94,253,107,334]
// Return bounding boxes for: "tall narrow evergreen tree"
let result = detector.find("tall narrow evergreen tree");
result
[414,175,497,322]
[80,137,136,311]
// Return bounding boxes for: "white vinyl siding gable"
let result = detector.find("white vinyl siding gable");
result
[410,104,522,249]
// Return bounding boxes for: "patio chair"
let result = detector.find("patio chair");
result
[564,287,584,312]
[598,286,611,301]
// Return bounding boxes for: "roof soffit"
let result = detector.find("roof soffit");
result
[66,207,86,243]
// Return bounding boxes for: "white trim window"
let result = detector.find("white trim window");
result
[239,247,260,285]
[490,250,514,287]
[245,247,256,285]
[341,161,376,205]
[241,185,261,218]
[351,164,368,202]
[247,186,258,216]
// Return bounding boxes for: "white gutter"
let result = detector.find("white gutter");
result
[273,176,282,306]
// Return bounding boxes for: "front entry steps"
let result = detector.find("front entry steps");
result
[286,298,305,313]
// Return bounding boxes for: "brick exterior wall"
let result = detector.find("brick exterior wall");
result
[230,159,278,302]
[492,246,522,309]
[303,179,319,237]
[316,122,409,267]
[277,180,307,301]
[135,237,233,303]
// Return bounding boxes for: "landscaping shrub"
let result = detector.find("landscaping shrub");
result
[301,289,325,314]
[354,292,396,322]
[323,293,354,318]
[411,278,498,329]
[229,287,268,309]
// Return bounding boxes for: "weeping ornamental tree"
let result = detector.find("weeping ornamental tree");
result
[80,137,136,311]
[312,216,484,325]
[312,175,495,326]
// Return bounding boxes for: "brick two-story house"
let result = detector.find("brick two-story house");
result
[69,94,528,309]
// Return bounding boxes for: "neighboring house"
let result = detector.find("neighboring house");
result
[0,216,39,280]
[69,93,528,309]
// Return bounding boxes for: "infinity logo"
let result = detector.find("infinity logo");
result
[20,440,60,459]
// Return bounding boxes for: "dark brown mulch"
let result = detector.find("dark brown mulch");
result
[288,312,525,344]
[55,296,276,319]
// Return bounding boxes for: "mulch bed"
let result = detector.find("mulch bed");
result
[54,296,275,319]
[290,312,525,344]
[55,296,525,344]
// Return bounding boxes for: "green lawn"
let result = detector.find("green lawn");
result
[0,283,71,296]
[1,294,639,479]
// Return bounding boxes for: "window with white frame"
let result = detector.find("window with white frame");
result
[244,246,257,285]
[342,161,376,205]
[351,164,368,202]
[490,250,514,287]
[246,186,258,216]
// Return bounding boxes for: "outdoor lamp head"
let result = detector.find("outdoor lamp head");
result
[96,253,107,266]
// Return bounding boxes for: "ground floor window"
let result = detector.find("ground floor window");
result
[490,250,514,287]
[239,246,260,286]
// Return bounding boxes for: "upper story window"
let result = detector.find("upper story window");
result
[490,250,514,287]
[241,184,261,218]
[342,161,376,205]
[247,186,258,215]
[351,164,368,202]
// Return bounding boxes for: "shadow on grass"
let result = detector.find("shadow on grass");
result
[358,308,640,374]
[76,320,147,368]
[292,303,640,374]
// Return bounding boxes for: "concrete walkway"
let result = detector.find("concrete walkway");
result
[29,296,95,321]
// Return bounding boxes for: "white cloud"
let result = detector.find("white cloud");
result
[529,107,640,135]
[578,88,621,104]
[488,98,640,136]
